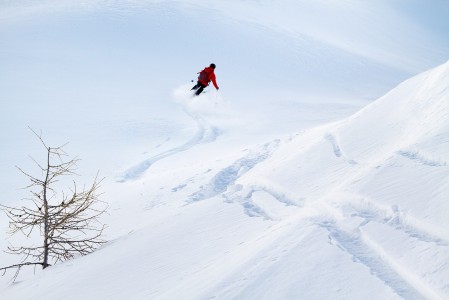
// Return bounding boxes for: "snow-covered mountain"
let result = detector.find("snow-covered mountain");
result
[1,1,449,299]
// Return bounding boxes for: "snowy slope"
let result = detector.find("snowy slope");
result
[1,1,449,299]
[2,59,449,300]
[223,61,449,299]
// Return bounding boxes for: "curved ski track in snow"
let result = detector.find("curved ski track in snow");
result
[118,108,221,182]
[188,140,280,203]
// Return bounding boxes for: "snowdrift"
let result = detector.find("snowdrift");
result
[1,62,449,299]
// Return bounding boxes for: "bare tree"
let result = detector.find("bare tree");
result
[1,129,107,280]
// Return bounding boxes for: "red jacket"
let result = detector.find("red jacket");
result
[198,67,219,89]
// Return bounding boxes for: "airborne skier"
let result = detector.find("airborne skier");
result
[191,63,219,96]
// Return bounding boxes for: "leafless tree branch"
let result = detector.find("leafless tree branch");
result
[0,130,107,281]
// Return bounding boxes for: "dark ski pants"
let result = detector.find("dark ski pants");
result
[191,81,207,96]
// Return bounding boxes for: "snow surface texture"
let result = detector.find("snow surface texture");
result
[1,1,449,299]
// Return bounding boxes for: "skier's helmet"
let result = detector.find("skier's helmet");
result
[210,63,216,69]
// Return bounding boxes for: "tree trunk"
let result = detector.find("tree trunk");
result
[42,146,50,269]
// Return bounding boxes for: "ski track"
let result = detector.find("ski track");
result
[319,194,449,299]
[225,188,276,220]
[397,149,448,167]
[340,195,449,245]
[319,219,429,300]
[171,183,187,192]
[188,140,280,204]
[245,185,300,207]
[223,184,303,220]
[325,133,357,164]
[118,109,221,182]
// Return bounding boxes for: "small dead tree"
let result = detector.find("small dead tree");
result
[1,129,107,280]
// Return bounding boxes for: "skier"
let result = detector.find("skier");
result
[191,63,219,96]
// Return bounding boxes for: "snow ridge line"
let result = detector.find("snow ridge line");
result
[188,140,280,202]
[118,109,221,182]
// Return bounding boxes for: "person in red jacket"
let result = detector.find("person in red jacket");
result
[191,63,219,96]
